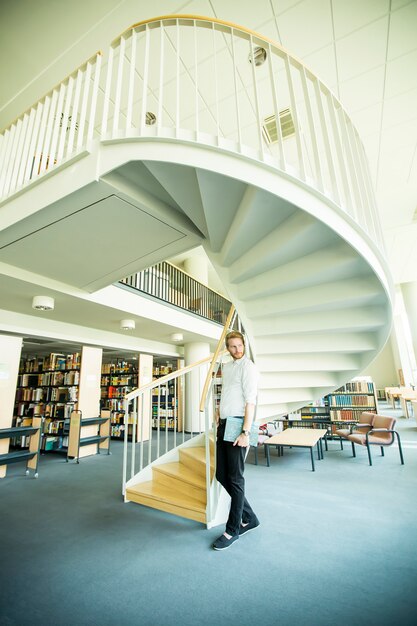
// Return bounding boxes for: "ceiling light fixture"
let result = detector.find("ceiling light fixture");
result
[171,333,184,342]
[145,111,157,125]
[120,319,135,331]
[248,46,267,66]
[32,296,55,311]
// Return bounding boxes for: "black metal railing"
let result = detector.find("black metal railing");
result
[119,262,232,325]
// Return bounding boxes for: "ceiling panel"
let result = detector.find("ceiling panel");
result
[276,0,334,58]
[350,103,383,139]
[385,49,417,99]
[332,0,390,40]
[339,66,385,113]
[211,0,273,30]
[336,17,388,82]
[382,88,417,129]
[387,0,417,60]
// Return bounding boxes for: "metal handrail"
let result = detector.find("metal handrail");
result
[120,261,232,325]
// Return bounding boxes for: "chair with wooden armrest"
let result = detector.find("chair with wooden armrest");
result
[347,414,404,466]
[333,411,375,450]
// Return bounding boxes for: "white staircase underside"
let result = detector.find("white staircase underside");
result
[0,138,393,419]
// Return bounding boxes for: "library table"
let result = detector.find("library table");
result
[264,428,326,471]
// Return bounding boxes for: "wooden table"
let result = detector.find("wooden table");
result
[264,428,326,471]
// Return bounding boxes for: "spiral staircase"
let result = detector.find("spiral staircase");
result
[0,16,393,525]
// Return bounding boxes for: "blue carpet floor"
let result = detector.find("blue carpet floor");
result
[0,402,416,626]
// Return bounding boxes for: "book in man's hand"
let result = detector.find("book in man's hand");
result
[223,417,259,446]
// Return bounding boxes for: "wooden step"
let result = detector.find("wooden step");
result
[179,446,214,480]
[153,462,207,504]
[126,481,206,523]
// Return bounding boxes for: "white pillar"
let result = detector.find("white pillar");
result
[184,341,210,433]
[0,335,23,477]
[392,285,417,386]
[184,253,209,285]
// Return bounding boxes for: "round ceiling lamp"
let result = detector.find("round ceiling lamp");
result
[171,333,184,342]
[120,319,135,331]
[32,296,55,311]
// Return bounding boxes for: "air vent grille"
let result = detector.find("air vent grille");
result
[262,108,295,144]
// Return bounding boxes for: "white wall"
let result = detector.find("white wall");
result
[362,336,398,389]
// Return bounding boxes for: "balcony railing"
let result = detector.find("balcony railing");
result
[120,261,232,325]
[0,15,384,252]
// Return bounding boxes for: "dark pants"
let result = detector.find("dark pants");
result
[216,419,257,536]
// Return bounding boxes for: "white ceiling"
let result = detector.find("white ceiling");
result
[0,0,416,358]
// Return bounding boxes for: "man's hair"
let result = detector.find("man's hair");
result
[225,330,245,348]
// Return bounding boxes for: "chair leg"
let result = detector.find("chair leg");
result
[254,445,258,466]
[381,446,385,456]
[351,441,356,457]
[395,431,405,465]
[366,442,372,466]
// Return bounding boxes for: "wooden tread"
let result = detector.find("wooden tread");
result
[153,462,207,504]
[126,480,206,523]
[179,446,215,479]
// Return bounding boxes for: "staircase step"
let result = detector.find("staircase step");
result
[255,332,378,355]
[153,462,207,504]
[228,212,337,282]
[251,307,387,336]
[246,277,384,319]
[237,245,367,300]
[179,446,214,480]
[126,480,206,524]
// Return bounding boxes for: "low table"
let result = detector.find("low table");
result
[264,428,326,471]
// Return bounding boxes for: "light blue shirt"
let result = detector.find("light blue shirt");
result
[219,355,258,419]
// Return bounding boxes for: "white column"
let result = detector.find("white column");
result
[184,253,209,285]
[0,335,23,477]
[393,285,417,386]
[184,341,210,433]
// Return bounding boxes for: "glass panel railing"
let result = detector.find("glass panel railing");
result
[120,261,231,325]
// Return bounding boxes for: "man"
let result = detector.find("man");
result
[212,330,260,551]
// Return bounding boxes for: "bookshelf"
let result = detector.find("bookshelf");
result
[288,377,378,434]
[152,358,183,431]
[101,355,154,441]
[14,352,81,455]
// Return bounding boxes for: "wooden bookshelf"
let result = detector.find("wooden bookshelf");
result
[14,352,81,455]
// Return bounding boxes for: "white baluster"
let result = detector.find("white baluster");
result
[16,108,36,189]
[140,25,150,134]
[39,89,58,174]
[56,77,74,162]
[77,61,92,150]
[113,35,125,136]
[87,52,102,143]
[101,46,114,138]
[67,68,83,155]
[126,29,136,133]
[9,114,29,194]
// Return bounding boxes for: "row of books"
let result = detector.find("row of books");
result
[15,386,78,403]
[329,395,375,407]
[106,386,134,399]
[102,360,137,374]
[336,381,374,393]
[20,353,81,373]
[18,370,80,387]
[101,375,136,386]
[330,409,376,421]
